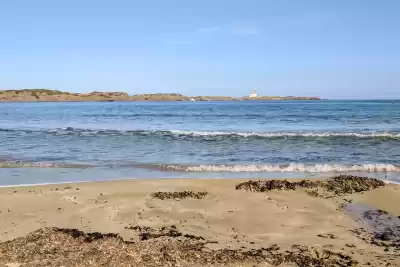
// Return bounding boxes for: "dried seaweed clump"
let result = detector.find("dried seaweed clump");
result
[151,191,208,200]
[235,179,318,192]
[352,226,400,253]
[323,175,385,195]
[273,246,358,267]
[0,227,358,267]
[236,175,385,197]
[125,224,205,241]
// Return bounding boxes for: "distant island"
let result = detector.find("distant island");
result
[0,89,322,102]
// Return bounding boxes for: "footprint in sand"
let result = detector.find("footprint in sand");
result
[4,263,22,267]
[60,196,79,204]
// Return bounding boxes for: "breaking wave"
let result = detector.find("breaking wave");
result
[2,159,399,174]
[166,130,400,139]
[154,163,400,173]
[1,127,399,140]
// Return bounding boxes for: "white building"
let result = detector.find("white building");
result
[249,88,258,98]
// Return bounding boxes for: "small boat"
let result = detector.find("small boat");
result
[249,88,258,98]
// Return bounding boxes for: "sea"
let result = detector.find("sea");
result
[0,100,399,186]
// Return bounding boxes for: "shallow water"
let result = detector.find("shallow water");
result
[344,203,400,244]
[0,100,399,185]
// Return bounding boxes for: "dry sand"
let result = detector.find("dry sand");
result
[0,177,399,266]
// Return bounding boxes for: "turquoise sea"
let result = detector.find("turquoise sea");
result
[0,100,399,186]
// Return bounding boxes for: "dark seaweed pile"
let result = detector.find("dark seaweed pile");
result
[235,175,385,197]
[0,227,358,267]
[323,175,385,195]
[125,225,205,241]
[151,191,208,200]
[235,179,318,192]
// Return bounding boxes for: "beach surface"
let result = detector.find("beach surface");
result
[0,177,399,266]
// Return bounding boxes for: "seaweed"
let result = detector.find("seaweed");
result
[0,227,358,266]
[151,191,208,200]
[236,175,385,197]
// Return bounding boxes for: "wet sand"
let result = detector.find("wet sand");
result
[0,177,399,266]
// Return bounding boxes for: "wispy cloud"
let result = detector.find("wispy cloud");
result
[165,23,259,45]
[164,25,221,46]
[164,38,193,46]
[197,26,221,34]
[230,21,260,36]
[230,24,260,36]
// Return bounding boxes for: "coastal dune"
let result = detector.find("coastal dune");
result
[0,176,399,266]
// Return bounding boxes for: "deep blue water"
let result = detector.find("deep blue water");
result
[1,100,399,185]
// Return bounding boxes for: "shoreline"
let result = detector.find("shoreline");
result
[0,177,319,188]
[0,99,323,103]
[0,89,322,102]
[1,176,399,266]
[0,171,399,188]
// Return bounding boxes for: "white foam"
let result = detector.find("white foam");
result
[0,177,138,188]
[162,163,400,173]
[2,127,400,139]
[169,130,400,139]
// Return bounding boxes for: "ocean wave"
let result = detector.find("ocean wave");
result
[1,127,399,140]
[167,130,400,139]
[2,160,399,173]
[155,163,400,173]
[0,161,93,169]
[79,113,349,120]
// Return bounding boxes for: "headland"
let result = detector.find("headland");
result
[0,89,322,102]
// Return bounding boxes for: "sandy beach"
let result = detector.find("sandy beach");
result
[0,176,399,266]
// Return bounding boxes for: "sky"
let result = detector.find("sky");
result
[0,0,399,98]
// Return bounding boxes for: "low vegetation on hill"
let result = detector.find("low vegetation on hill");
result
[130,93,189,101]
[0,89,322,102]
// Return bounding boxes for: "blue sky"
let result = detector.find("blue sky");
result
[0,0,399,98]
